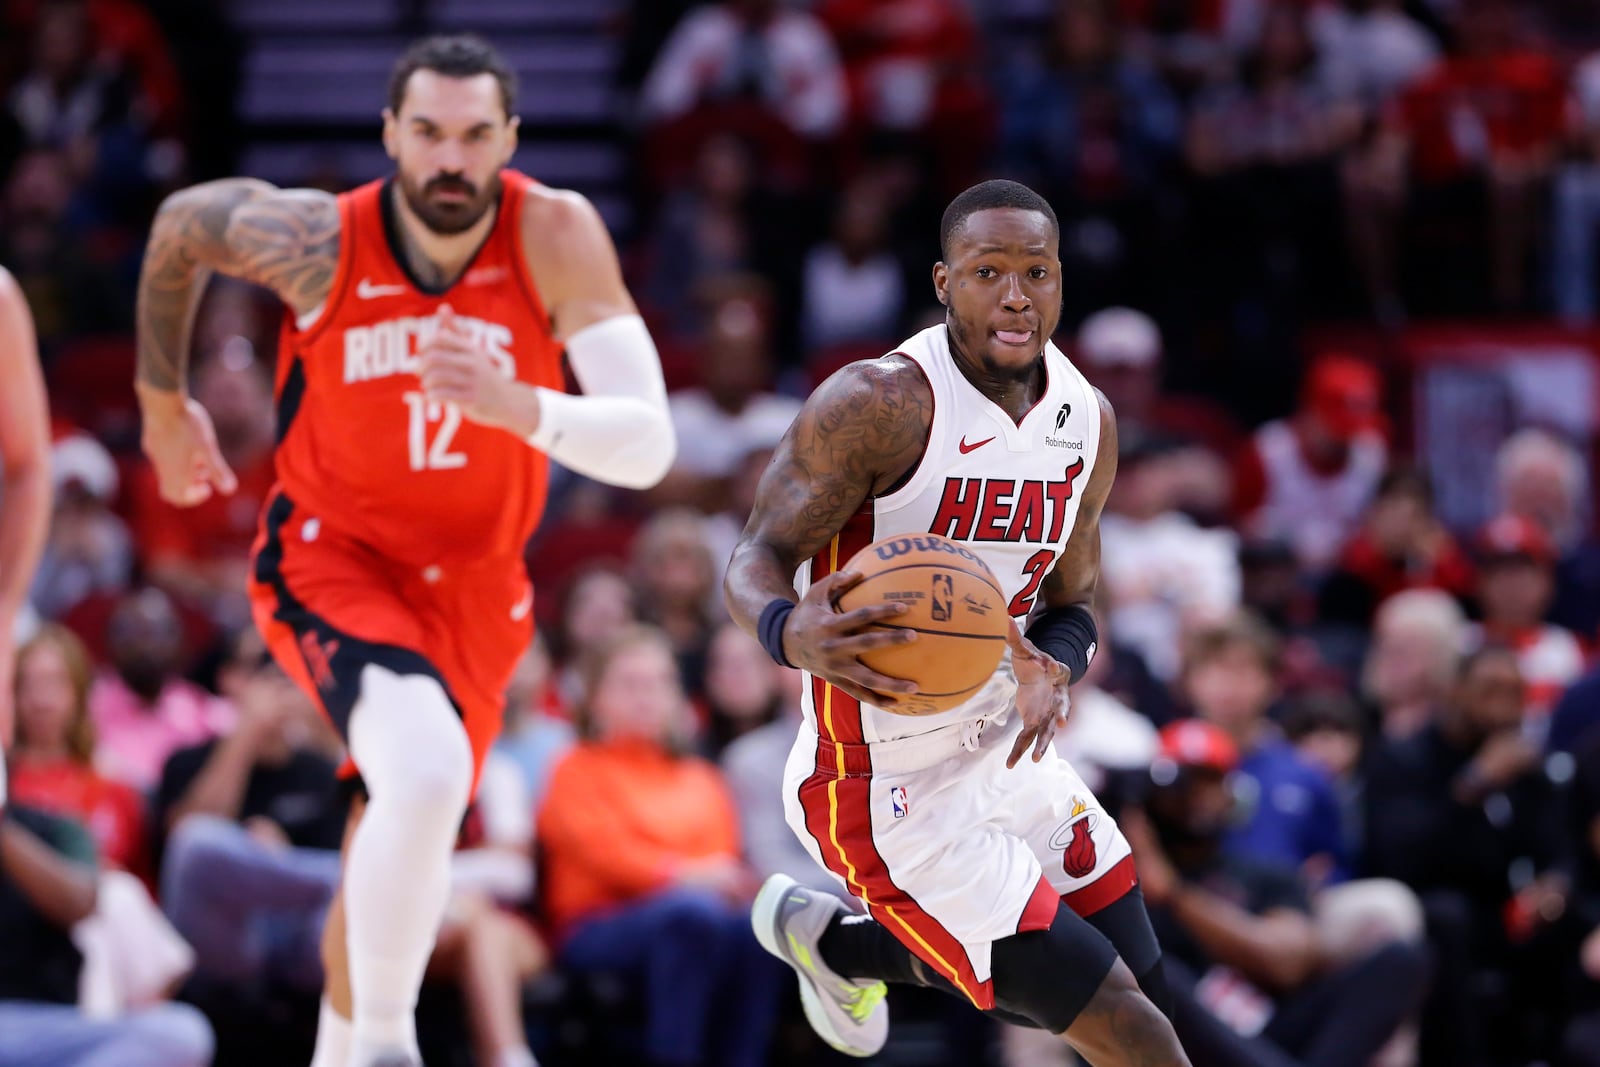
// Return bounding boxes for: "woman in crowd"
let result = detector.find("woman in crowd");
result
[9,624,148,879]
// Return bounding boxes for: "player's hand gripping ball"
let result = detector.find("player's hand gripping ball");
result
[833,534,1009,714]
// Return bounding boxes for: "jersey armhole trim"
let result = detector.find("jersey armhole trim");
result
[294,191,357,347]
[1081,362,1104,467]
[507,174,557,341]
[874,352,937,512]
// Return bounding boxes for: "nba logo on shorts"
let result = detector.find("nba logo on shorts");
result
[930,573,953,622]
[890,786,909,819]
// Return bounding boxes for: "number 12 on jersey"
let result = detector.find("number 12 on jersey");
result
[402,391,467,471]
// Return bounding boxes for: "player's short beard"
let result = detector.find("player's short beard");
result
[398,169,501,235]
[946,310,1039,386]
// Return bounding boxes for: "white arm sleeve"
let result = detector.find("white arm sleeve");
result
[526,314,676,489]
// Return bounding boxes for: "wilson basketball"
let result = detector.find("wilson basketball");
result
[834,534,1009,714]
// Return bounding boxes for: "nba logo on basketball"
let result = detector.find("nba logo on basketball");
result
[930,573,953,622]
[891,787,909,819]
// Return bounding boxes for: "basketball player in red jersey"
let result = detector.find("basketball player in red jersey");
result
[0,266,52,783]
[726,181,1190,1065]
[134,37,675,1067]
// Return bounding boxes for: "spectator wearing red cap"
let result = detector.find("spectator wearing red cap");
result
[1122,719,1429,1067]
[1470,514,1584,734]
[1233,353,1388,574]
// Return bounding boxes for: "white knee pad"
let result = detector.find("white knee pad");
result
[348,665,474,816]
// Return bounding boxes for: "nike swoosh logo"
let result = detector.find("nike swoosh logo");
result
[958,435,996,454]
[510,585,533,622]
[357,278,408,299]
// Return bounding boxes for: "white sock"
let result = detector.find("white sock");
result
[308,997,352,1067]
[494,1049,538,1067]
[344,667,474,1065]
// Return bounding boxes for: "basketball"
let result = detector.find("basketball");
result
[834,534,1010,714]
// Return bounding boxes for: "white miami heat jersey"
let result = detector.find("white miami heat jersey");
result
[797,324,1103,745]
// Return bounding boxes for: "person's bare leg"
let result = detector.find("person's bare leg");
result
[1061,961,1192,1067]
[459,902,547,1067]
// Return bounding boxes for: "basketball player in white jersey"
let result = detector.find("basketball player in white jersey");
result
[725,180,1190,1065]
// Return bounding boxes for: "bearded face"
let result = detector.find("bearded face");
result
[384,69,517,236]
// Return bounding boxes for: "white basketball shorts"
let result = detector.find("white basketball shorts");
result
[782,709,1136,1011]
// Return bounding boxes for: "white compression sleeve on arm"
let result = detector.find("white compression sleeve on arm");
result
[526,314,675,489]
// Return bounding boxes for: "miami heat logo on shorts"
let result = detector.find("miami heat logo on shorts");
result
[1049,796,1099,879]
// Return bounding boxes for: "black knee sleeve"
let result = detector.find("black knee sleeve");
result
[989,901,1119,1034]
[1084,884,1170,1017]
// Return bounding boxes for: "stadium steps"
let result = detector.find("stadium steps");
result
[227,0,632,232]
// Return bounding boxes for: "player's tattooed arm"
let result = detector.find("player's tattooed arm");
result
[136,179,340,392]
[1036,387,1118,612]
[724,359,932,704]
[726,356,933,627]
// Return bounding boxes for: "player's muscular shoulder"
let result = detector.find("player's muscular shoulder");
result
[149,178,341,317]
[798,355,932,498]
[752,356,933,565]
[517,185,634,338]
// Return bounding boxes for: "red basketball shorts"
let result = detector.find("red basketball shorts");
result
[247,491,533,794]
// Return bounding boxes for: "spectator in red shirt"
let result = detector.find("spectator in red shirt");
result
[815,0,994,193]
[132,345,275,627]
[8,624,147,878]
[1233,353,1389,574]
[1344,0,1564,316]
[1320,465,1475,625]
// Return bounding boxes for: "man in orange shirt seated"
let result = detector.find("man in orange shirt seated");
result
[537,626,786,1067]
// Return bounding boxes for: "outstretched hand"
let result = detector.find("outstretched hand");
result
[139,393,238,506]
[783,570,920,710]
[1006,619,1070,769]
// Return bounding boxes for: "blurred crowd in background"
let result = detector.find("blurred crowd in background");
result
[8,0,1600,1065]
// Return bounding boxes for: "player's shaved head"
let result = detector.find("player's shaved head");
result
[939,180,1059,261]
[390,34,518,120]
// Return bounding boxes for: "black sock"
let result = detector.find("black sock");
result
[817,912,925,985]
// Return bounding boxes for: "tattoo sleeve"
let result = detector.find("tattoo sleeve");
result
[724,357,933,635]
[136,179,340,392]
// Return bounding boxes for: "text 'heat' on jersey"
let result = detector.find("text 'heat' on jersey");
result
[796,324,1102,745]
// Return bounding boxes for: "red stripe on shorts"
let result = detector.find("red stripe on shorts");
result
[1062,854,1139,917]
[797,726,995,1010]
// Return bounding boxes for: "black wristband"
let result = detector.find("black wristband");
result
[1025,604,1098,684]
[758,599,797,668]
